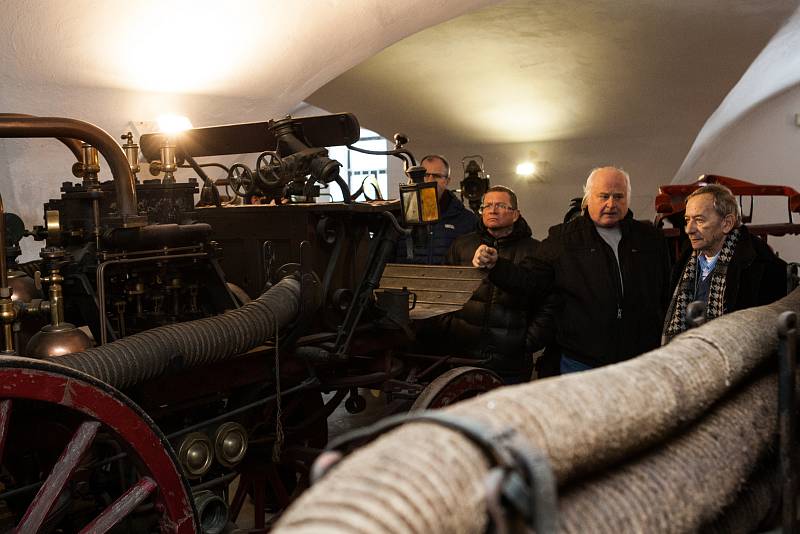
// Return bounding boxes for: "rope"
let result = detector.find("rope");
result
[271,311,284,463]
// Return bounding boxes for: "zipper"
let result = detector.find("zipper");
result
[427,225,434,263]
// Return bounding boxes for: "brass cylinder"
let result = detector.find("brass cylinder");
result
[121,131,140,175]
[48,270,64,327]
[160,138,178,183]
[81,143,100,173]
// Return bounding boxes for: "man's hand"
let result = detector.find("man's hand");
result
[472,244,498,269]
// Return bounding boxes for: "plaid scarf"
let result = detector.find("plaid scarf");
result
[662,228,740,343]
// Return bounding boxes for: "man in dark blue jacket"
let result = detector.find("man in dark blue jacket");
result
[397,154,477,264]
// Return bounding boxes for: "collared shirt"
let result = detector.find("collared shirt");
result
[698,250,721,280]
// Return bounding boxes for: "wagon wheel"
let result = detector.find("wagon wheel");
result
[0,356,197,533]
[409,366,503,412]
[229,388,329,529]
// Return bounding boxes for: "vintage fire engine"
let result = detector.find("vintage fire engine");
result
[0,113,502,532]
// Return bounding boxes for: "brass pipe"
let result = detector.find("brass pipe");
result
[0,116,144,227]
[0,191,7,289]
[0,191,15,353]
[46,270,64,327]
[0,113,83,161]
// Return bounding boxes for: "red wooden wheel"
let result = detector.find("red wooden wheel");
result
[409,366,504,412]
[0,356,197,533]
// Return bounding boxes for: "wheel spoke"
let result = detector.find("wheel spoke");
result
[0,399,10,462]
[16,420,100,533]
[78,476,157,534]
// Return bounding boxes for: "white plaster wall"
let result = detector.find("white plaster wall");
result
[675,7,800,184]
[671,6,800,262]
[668,84,800,261]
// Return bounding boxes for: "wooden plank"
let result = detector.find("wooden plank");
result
[378,264,486,319]
[410,305,464,320]
[413,291,475,306]
[380,276,482,292]
[381,263,485,280]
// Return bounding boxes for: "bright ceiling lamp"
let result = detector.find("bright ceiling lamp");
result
[98,1,262,94]
[157,114,193,134]
[516,162,536,177]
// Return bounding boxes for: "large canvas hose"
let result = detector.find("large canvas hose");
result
[45,277,300,390]
[702,461,780,534]
[273,289,800,533]
[557,371,777,533]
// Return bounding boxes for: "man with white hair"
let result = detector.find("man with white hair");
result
[662,183,786,343]
[473,166,670,373]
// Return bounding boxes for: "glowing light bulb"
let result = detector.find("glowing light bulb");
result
[157,114,193,134]
[516,162,536,176]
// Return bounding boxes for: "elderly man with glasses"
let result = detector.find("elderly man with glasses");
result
[396,154,477,264]
[420,185,555,383]
[473,166,671,374]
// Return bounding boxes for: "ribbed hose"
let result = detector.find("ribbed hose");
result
[273,289,800,533]
[46,277,300,390]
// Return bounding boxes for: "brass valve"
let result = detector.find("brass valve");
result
[71,143,101,189]
[0,286,17,354]
[39,269,65,327]
[121,131,141,178]
[149,136,178,184]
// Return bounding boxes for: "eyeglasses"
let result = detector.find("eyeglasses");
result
[479,202,515,212]
[424,172,448,180]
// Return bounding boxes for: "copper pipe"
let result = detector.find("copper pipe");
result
[0,191,14,353]
[0,116,143,225]
[0,191,6,288]
[0,113,83,161]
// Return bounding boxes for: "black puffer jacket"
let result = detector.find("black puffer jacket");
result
[442,216,555,382]
[490,211,670,368]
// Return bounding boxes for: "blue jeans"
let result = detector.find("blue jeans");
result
[560,355,593,375]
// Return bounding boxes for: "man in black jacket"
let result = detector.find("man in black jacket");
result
[441,185,555,383]
[662,184,786,342]
[397,154,477,264]
[473,166,670,373]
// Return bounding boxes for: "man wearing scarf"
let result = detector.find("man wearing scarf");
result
[662,184,787,343]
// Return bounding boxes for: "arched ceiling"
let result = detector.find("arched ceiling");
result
[0,0,494,115]
[0,0,799,235]
[308,0,799,156]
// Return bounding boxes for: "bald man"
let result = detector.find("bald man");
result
[473,166,670,373]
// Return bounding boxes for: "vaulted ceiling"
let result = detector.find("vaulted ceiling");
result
[1,0,799,237]
[308,0,798,164]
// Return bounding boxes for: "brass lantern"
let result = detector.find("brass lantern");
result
[399,182,440,225]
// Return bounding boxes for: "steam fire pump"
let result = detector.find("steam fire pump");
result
[0,113,502,532]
